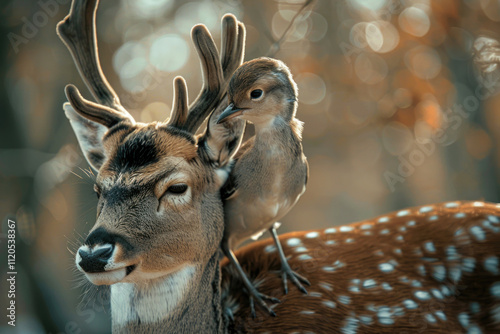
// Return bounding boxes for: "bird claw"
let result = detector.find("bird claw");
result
[281,266,310,295]
[248,291,280,318]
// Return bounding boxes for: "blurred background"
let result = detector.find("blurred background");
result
[1,0,500,332]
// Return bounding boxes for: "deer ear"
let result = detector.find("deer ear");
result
[64,102,107,172]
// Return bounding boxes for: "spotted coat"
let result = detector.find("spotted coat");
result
[222,201,500,333]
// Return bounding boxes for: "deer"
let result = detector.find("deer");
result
[60,1,500,333]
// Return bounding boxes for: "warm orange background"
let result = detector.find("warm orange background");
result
[1,0,500,332]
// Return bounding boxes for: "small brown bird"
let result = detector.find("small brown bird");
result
[217,57,309,316]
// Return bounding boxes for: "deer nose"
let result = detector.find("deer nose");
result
[78,244,114,273]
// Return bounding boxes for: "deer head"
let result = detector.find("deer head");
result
[58,0,246,289]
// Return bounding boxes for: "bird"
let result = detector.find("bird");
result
[217,57,309,317]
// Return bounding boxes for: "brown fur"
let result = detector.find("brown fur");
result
[222,201,500,333]
[60,1,248,332]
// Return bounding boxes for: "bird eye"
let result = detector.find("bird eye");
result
[250,89,263,99]
[93,184,101,199]
[166,184,188,195]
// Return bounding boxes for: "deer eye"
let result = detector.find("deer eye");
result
[166,184,188,195]
[250,89,263,99]
[93,184,101,199]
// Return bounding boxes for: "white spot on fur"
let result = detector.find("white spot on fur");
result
[407,220,416,226]
[341,316,359,334]
[359,315,373,325]
[380,229,390,235]
[449,265,462,283]
[326,240,336,245]
[300,310,315,315]
[425,314,436,324]
[458,312,469,329]
[287,238,301,247]
[264,245,276,253]
[414,291,431,301]
[382,282,393,291]
[431,288,444,299]
[469,226,486,241]
[483,220,500,233]
[325,227,337,234]
[420,206,434,213]
[491,304,500,324]
[491,282,500,298]
[446,245,460,261]
[361,224,372,230]
[488,215,500,223]
[445,202,459,208]
[319,282,333,291]
[432,265,446,282]
[298,254,313,261]
[340,226,353,232]
[417,264,426,276]
[306,231,319,238]
[435,310,447,321]
[363,279,377,289]
[473,201,484,207]
[429,215,439,221]
[323,300,336,308]
[424,241,436,253]
[295,246,308,253]
[484,256,499,275]
[455,213,466,219]
[338,295,351,304]
[379,263,395,273]
[462,258,476,273]
[378,216,389,223]
[403,299,418,309]
[440,285,452,297]
[397,210,409,217]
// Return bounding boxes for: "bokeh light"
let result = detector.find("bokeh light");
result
[296,72,326,105]
[398,7,431,37]
[3,0,500,332]
[149,34,190,72]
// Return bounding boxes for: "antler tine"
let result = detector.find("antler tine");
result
[57,0,132,120]
[221,15,246,81]
[182,25,224,133]
[169,15,245,133]
[65,84,126,127]
[167,76,189,127]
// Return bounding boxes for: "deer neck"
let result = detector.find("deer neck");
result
[110,251,224,333]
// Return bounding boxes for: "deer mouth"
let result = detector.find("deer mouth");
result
[82,264,137,285]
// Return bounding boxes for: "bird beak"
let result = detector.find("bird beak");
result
[217,104,245,124]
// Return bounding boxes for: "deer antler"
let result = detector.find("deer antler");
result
[192,16,247,168]
[167,14,246,134]
[57,0,134,127]
[58,0,244,136]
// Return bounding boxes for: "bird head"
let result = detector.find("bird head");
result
[217,57,298,126]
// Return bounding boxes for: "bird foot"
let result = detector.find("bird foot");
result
[246,288,281,318]
[280,264,311,295]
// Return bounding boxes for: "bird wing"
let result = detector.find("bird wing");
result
[233,135,254,160]
[220,136,255,200]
